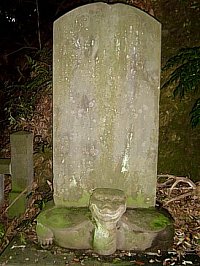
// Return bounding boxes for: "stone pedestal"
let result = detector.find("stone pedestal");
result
[36,189,174,253]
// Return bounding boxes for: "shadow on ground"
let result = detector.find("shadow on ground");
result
[0,237,199,266]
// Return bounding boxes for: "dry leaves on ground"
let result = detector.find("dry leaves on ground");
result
[157,174,200,257]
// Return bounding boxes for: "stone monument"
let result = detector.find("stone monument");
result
[36,3,173,255]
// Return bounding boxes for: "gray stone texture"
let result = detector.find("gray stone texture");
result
[36,207,94,249]
[89,188,126,255]
[0,159,11,174]
[117,209,172,251]
[36,205,173,252]
[10,131,33,191]
[53,3,161,208]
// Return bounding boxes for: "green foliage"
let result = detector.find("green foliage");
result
[0,223,5,239]
[19,232,26,244]
[190,98,200,128]
[3,48,52,125]
[176,0,200,11]
[162,46,200,127]
[34,199,46,210]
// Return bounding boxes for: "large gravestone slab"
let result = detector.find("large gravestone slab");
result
[53,3,161,208]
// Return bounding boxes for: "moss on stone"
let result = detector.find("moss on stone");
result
[150,213,171,230]
[125,208,172,232]
[37,207,92,229]
[126,195,150,208]
[8,192,26,218]
[36,223,52,238]
[54,191,90,207]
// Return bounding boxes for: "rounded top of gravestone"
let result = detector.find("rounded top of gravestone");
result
[54,2,160,25]
[55,1,155,20]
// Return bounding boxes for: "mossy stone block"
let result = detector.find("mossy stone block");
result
[8,192,27,218]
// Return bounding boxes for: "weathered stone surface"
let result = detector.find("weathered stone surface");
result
[89,188,126,222]
[117,208,172,251]
[53,3,161,208]
[0,159,11,174]
[148,224,174,251]
[36,207,93,249]
[89,188,126,255]
[8,192,27,218]
[8,131,33,218]
[36,205,173,252]
[10,131,33,191]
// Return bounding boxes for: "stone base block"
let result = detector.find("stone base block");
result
[36,206,173,254]
[36,207,94,249]
[117,209,174,251]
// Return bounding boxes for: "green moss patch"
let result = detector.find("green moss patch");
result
[150,213,171,230]
[126,208,172,231]
[37,207,92,229]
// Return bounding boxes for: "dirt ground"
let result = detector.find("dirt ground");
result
[0,236,199,266]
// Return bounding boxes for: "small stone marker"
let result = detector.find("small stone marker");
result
[0,159,11,174]
[10,131,33,192]
[9,131,33,217]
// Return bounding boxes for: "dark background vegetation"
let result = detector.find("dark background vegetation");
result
[0,0,200,182]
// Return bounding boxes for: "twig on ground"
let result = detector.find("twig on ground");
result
[163,191,197,206]
[3,187,28,214]
[168,176,196,196]
[0,183,41,255]
[157,174,198,204]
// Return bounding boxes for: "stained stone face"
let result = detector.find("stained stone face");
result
[53,3,161,208]
[89,188,126,222]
